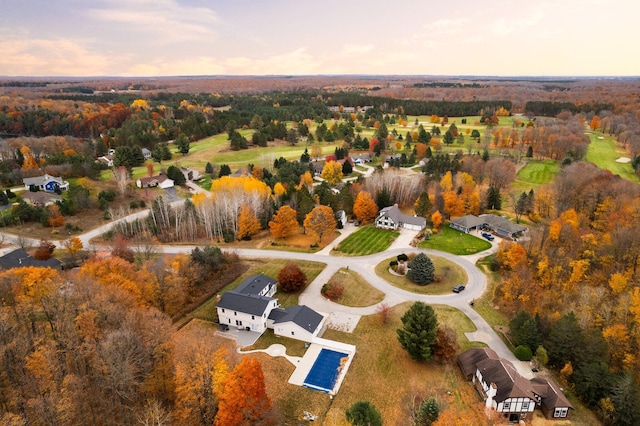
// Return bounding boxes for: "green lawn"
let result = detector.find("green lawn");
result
[334,225,400,256]
[375,255,468,295]
[329,267,385,307]
[516,159,560,185]
[586,132,639,183]
[418,225,491,255]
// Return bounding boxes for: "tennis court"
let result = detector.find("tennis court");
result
[302,348,349,393]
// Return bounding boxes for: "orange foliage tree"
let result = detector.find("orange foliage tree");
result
[269,205,299,239]
[237,203,261,240]
[304,205,337,244]
[353,191,378,224]
[431,210,442,231]
[215,357,272,426]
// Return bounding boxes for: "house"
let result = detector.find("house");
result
[216,273,325,342]
[458,348,573,422]
[23,174,69,192]
[310,162,325,176]
[449,214,527,239]
[375,204,426,231]
[97,154,114,167]
[141,148,152,160]
[21,191,63,207]
[136,174,174,189]
[181,167,202,182]
[353,154,371,164]
[0,248,62,270]
[268,305,325,342]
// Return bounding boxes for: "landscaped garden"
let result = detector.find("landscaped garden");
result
[334,225,399,256]
[375,255,467,295]
[418,225,491,255]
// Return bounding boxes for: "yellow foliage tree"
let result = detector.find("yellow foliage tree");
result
[353,191,378,224]
[237,203,261,240]
[304,205,337,244]
[296,171,314,191]
[321,161,343,186]
[268,205,299,239]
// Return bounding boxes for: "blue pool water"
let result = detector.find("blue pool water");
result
[303,349,348,393]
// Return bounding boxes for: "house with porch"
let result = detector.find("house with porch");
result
[458,348,573,421]
[375,204,426,231]
[23,174,69,192]
[449,214,527,239]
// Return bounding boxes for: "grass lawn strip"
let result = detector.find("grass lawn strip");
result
[375,255,468,295]
[329,268,385,307]
[586,132,639,183]
[336,225,399,256]
[418,225,491,255]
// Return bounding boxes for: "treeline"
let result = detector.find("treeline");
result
[524,101,613,117]
[494,161,640,425]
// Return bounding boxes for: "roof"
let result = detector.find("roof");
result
[217,292,274,316]
[0,248,61,270]
[530,377,574,410]
[480,214,527,235]
[457,347,499,377]
[138,174,170,187]
[476,357,538,403]
[378,204,426,227]
[272,305,323,332]
[450,214,485,229]
[235,273,276,296]
[23,174,64,186]
[21,191,63,205]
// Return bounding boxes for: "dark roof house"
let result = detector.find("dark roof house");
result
[0,248,62,270]
[234,273,277,297]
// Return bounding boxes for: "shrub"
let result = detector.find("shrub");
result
[277,263,307,292]
[345,401,382,426]
[321,280,344,301]
[397,253,409,262]
[407,253,435,285]
[514,345,533,361]
[390,260,398,267]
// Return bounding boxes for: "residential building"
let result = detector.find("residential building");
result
[136,174,174,189]
[21,191,63,207]
[23,174,69,192]
[449,214,527,239]
[0,248,61,270]
[375,204,426,231]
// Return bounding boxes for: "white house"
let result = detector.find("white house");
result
[23,174,69,192]
[268,305,325,342]
[375,204,426,231]
[141,148,152,160]
[216,273,325,342]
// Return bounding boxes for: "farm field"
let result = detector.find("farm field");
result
[418,225,492,255]
[334,225,399,255]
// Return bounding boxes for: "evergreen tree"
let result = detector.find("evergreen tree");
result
[345,401,382,426]
[300,148,310,163]
[526,145,534,158]
[415,192,432,218]
[342,160,353,175]
[487,186,502,210]
[443,129,454,145]
[205,162,214,175]
[218,164,231,178]
[482,148,490,162]
[166,165,186,185]
[375,187,391,210]
[416,397,440,426]
[407,253,435,285]
[397,302,438,361]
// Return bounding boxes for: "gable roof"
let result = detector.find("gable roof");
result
[217,292,274,316]
[137,174,170,187]
[235,273,276,296]
[378,204,427,227]
[271,305,323,333]
[530,377,574,410]
[450,214,485,229]
[23,174,65,187]
[476,357,538,403]
[480,214,527,235]
[0,248,62,270]
[21,191,63,206]
[457,347,499,378]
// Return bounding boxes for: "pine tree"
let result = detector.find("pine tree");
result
[345,401,382,426]
[487,186,502,210]
[416,397,440,425]
[397,302,438,361]
[415,192,433,218]
[407,253,435,285]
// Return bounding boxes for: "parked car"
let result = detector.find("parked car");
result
[453,284,466,293]
[481,232,494,241]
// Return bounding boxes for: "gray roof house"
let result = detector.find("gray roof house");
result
[0,248,62,270]
[216,273,324,342]
[375,204,426,231]
[449,213,527,239]
[21,191,63,207]
[458,348,573,422]
[23,174,69,192]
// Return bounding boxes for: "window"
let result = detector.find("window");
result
[554,407,568,418]
[503,402,510,411]
[291,331,295,336]
[234,311,237,316]
[522,401,529,411]
[221,309,225,313]
[251,315,255,320]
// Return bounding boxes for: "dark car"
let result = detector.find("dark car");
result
[481,232,495,241]
[453,284,466,293]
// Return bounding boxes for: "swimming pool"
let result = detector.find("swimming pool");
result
[303,348,349,393]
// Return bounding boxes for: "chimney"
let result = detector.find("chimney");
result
[486,382,497,408]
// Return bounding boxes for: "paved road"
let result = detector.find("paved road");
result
[1,201,532,378]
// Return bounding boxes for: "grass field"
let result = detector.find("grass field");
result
[418,225,492,255]
[586,132,639,183]
[375,255,468,295]
[329,267,385,307]
[334,225,399,255]
[188,258,326,322]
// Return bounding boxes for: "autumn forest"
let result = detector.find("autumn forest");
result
[1,75,640,425]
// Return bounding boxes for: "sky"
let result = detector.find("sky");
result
[1,0,639,77]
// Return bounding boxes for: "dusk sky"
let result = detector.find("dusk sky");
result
[1,0,638,77]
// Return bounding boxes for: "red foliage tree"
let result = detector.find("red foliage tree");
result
[277,263,307,292]
[33,239,56,260]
